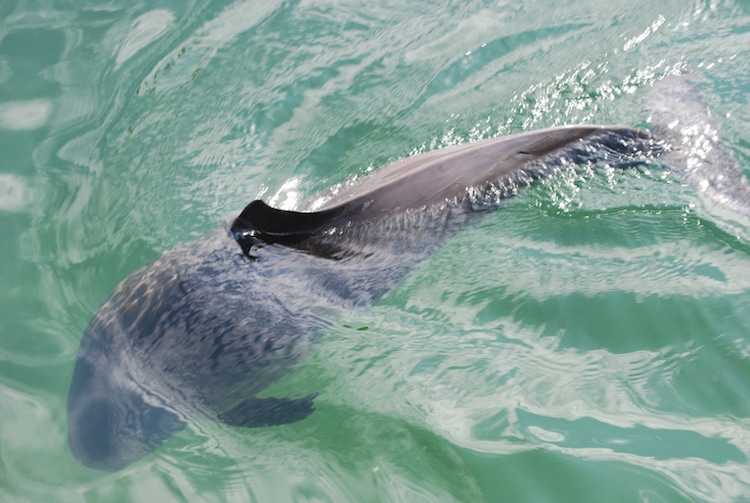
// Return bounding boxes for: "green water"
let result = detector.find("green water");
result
[2,0,750,501]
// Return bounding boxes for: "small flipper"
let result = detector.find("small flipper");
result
[217,393,319,428]
[231,200,344,245]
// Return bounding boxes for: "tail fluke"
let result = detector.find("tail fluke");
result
[644,75,750,217]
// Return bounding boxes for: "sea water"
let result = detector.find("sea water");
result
[1,0,750,501]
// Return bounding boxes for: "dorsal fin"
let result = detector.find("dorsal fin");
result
[231,200,345,246]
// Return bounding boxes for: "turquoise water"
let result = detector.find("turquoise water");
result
[2,0,750,501]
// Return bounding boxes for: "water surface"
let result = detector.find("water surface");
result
[2,0,750,501]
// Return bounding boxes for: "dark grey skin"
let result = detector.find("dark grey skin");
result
[67,78,747,471]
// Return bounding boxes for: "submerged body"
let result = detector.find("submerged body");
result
[67,78,745,471]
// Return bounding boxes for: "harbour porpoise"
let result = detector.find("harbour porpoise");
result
[67,77,746,471]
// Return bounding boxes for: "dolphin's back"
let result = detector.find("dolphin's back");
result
[231,125,655,251]
[314,125,652,216]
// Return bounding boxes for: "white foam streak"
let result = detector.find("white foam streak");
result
[115,10,175,69]
[0,99,53,130]
[138,0,283,94]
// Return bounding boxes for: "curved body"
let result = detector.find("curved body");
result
[68,124,661,470]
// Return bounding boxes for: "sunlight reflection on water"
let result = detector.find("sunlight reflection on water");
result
[2,0,750,501]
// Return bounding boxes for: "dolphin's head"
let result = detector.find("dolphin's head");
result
[66,336,185,471]
[67,264,188,471]
[66,232,308,471]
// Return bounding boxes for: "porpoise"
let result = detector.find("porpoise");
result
[67,77,747,471]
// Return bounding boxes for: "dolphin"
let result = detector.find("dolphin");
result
[67,78,745,471]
